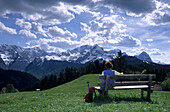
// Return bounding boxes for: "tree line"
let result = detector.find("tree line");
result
[24,51,170,91]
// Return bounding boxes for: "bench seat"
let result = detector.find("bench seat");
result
[95,85,149,90]
[95,74,156,101]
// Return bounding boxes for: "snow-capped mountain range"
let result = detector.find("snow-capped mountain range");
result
[0,44,47,71]
[43,45,126,64]
[0,44,152,71]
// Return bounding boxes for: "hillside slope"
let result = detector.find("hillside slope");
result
[0,74,169,112]
[0,68,39,90]
[25,59,84,79]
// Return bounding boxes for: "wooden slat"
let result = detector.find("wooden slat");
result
[113,85,148,90]
[94,85,149,90]
[98,81,155,86]
[115,81,155,86]
[94,87,101,90]
[98,74,156,81]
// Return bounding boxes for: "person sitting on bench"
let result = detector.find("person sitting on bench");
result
[101,61,123,88]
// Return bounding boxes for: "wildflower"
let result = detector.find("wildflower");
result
[34,107,38,109]
[148,106,150,109]
[101,94,105,98]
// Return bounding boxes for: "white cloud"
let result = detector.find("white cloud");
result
[80,33,141,49]
[100,0,156,14]
[80,14,127,40]
[29,38,81,53]
[149,49,170,64]
[16,18,47,37]
[15,18,32,30]
[19,29,37,38]
[143,0,170,25]
[126,11,143,17]
[47,26,77,39]
[39,3,75,25]
[146,39,153,42]
[115,34,141,47]
[0,1,75,26]
[68,5,87,14]
[31,22,47,37]
[0,21,17,34]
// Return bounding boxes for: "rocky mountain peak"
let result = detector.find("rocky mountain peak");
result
[136,51,153,62]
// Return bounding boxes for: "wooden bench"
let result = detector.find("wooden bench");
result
[94,74,156,101]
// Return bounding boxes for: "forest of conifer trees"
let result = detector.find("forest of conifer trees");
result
[24,53,170,91]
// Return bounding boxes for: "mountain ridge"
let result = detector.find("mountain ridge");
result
[0,44,159,68]
[0,44,162,79]
[135,51,153,63]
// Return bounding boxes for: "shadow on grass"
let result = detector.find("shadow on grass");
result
[93,96,113,106]
[93,95,158,106]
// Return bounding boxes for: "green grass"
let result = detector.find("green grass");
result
[0,74,170,112]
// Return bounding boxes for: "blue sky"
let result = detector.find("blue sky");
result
[0,0,170,64]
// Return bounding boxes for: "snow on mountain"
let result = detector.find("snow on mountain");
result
[0,44,47,71]
[0,44,156,72]
[135,51,153,63]
[0,57,7,69]
[51,44,120,64]
[0,44,23,65]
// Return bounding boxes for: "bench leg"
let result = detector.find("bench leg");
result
[147,74,152,102]
[147,88,151,102]
[97,90,103,96]
[141,89,143,99]
[97,90,108,96]
[105,90,108,96]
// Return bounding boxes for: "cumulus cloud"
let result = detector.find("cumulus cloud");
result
[146,39,153,42]
[79,13,143,49]
[80,13,128,48]
[19,29,37,38]
[0,0,75,26]
[80,14,126,40]
[47,26,77,39]
[0,21,17,34]
[100,0,156,14]
[143,0,170,25]
[30,38,80,52]
[161,0,170,5]
[15,18,78,40]
[108,34,141,47]
[0,0,157,26]
[16,18,32,30]
[16,18,47,37]
[37,4,74,25]
[31,22,47,37]
[80,33,141,48]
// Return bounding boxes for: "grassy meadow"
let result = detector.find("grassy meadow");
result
[0,74,170,112]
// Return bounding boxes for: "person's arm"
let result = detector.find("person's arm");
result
[115,71,124,76]
[102,71,104,75]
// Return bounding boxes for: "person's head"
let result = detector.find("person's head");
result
[105,61,113,69]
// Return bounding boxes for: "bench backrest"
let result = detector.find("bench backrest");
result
[99,74,156,90]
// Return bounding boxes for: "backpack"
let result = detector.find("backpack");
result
[84,87,96,103]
